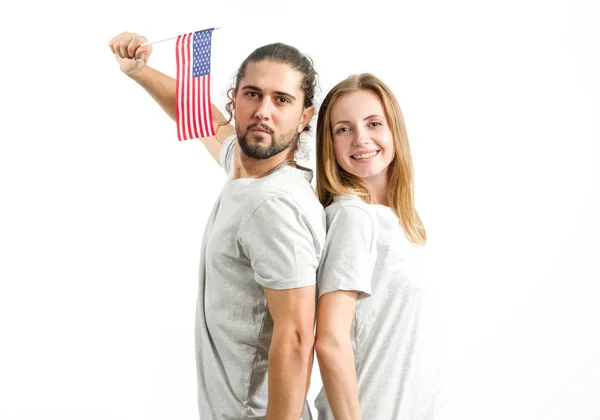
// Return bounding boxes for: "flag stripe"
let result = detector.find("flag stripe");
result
[192,73,199,138]
[200,76,208,136]
[206,74,215,136]
[202,75,212,136]
[191,42,199,139]
[182,33,189,140]
[182,34,188,140]
[200,75,208,137]
[199,76,206,137]
[175,35,183,141]
[189,33,196,138]
[198,76,205,137]
[185,34,193,140]
[182,34,189,140]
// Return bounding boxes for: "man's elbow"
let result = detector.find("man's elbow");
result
[271,328,315,360]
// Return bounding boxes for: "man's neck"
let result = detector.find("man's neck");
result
[232,145,295,180]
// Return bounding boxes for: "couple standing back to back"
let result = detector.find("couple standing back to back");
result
[109,31,440,420]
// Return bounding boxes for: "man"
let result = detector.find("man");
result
[109,32,325,419]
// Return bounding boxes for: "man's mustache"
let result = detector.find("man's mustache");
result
[246,122,274,135]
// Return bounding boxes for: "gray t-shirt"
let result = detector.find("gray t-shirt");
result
[195,135,325,419]
[315,195,441,419]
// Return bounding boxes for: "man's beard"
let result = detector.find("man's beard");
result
[237,122,297,160]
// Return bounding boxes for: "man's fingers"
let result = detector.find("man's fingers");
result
[108,32,126,50]
[109,32,151,66]
[127,34,148,58]
[109,32,130,56]
[119,37,130,59]
[134,44,152,62]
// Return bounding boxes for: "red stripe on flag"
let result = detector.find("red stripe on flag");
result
[181,34,189,140]
[191,71,199,139]
[198,75,204,137]
[201,76,210,137]
[198,77,205,137]
[206,74,215,136]
[197,76,205,137]
[175,35,183,141]
[186,34,194,140]
[178,34,189,141]
[182,34,190,140]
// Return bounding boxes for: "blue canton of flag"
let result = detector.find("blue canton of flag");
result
[192,31,211,78]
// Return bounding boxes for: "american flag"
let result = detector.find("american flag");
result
[175,29,215,140]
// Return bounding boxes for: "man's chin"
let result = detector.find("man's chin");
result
[237,129,294,160]
[247,131,274,145]
[239,139,275,160]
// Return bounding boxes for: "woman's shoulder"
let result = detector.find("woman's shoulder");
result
[325,195,374,225]
[327,194,370,209]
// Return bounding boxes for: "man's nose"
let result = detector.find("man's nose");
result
[255,97,272,120]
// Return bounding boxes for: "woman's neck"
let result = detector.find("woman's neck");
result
[363,172,390,206]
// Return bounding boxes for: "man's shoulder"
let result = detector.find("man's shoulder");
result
[254,168,322,210]
[239,175,323,232]
[219,135,238,174]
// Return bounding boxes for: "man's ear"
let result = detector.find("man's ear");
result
[297,106,315,133]
[231,89,237,113]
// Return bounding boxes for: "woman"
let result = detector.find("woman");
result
[314,73,441,419]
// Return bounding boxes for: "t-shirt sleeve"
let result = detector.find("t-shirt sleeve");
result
[239,196,322,290]
[317,205,374,299]
[219,135,237,177]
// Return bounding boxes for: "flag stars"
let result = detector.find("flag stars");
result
[190,29,213,78]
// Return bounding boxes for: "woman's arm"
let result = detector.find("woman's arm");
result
[315,290,362,420]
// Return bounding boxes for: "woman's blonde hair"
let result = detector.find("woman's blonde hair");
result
[316,73,426,245]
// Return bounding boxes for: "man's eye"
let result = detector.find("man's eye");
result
[246,92,259,98]
[277,97,290,104]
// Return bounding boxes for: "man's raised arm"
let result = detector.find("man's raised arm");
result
[108,32,236,164]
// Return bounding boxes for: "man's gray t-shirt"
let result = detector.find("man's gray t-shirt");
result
[315,195,441,419]
[195,135,325,419]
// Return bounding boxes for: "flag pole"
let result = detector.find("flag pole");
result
[143,27,221,46]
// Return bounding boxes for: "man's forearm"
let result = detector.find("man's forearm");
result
[129,65,177,121]
[266,335,314,420]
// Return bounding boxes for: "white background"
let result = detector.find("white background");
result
[1,0,599,419]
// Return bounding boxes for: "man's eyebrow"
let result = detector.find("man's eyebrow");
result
[240,85,262,92]
[240,85,296,101]
[273,91,296,100]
